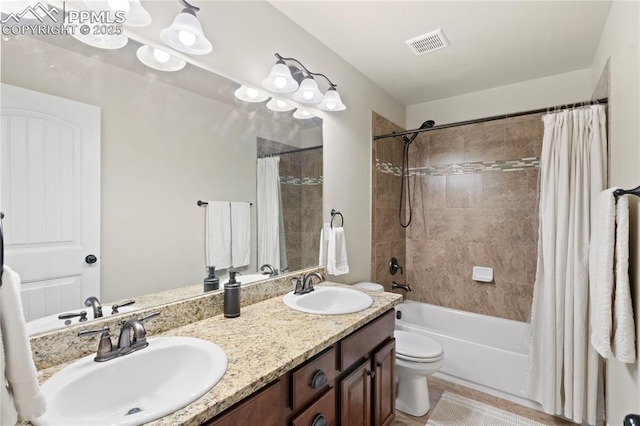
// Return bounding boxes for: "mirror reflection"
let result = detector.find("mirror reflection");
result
[0,31,323,334]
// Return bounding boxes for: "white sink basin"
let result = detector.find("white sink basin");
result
[283,286,374,315]
[26,305,138,335]
[33,337,227,426]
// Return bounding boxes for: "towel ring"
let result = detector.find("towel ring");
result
[330,209,344,229]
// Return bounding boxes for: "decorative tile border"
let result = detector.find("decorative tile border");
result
[280,175,324,185]
[376,158,539,177]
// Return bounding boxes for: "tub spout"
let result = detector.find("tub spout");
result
[392,281,412,292]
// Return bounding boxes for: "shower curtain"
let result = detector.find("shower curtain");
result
[257,157,287,271]
[523,105,607,425]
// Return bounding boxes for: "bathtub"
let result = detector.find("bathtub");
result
[395,300,541,410]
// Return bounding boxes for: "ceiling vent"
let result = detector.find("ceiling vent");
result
[405,29,450,56]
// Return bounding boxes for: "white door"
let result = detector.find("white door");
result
[0,83,100,321]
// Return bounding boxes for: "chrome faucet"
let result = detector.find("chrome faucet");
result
[111,300,136,315]
[392,281,412,292]
[260,264,279,277]
[84,296,103,319]
[78,312,159,362]
[301,272,324,294]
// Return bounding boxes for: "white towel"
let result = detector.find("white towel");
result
[1,266,47,425]
[318,223,330,267]
[230,202,251,268]
[327,226,349,276]
[589,188,636,362]
[205,201,232,270]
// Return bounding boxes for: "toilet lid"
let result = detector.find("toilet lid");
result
[394,330,443,361]
[353,282,384,292]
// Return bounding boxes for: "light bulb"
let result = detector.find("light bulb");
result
[246,88,259,99]
[325,102,337,110]
[276,100,287,108]
[274,77,287,89]
[178,30,196,47]
[152,48,170,63]
[303,91,314,100]
[107,0,130,12]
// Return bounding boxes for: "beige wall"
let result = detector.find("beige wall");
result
[590,1,640,423]
[1,36,306,302]
[407,69,592,127]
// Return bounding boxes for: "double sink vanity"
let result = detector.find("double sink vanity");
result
[26,268,402,426]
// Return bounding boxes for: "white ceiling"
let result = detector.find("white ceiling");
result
[269,1,613,106]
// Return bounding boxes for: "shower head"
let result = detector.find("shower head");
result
[402,119,436,144]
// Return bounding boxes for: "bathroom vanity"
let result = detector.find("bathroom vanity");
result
[30,280,402,426]
[206,309,396,426]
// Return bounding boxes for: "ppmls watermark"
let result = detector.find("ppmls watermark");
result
[1,2,125,37]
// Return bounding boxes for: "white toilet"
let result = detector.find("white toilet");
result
[394,330,444,416]
[353,282,445,416]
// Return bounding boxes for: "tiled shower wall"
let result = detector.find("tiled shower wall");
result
[372,112,543,322]
[371,112,406,291]
[278,149,323,272]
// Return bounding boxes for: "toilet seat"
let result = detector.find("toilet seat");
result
[394,330,443,363]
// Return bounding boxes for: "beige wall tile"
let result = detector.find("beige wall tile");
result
[446,174,484,208]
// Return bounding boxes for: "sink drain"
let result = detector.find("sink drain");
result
[126,407,142,416]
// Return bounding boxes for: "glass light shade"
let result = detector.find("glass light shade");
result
[160,11,212,55]
[266,98,295,112]
[292,77,324,104]
[262,61,298,93]
[234,85,269,103]
[72,30,128,49]
[293,108,315,119]
[84,0,151,27]
[136,45,186,72]
[317,88,346,111]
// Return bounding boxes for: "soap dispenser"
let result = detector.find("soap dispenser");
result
[203,267,219,292]
[224,271,241,318]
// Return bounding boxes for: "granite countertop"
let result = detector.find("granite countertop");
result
[35,282,402,426]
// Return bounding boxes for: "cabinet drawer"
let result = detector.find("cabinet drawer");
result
[207,379,284,426]
[339,309,394,371]
[291,387,336,426]
[291,346,336,411]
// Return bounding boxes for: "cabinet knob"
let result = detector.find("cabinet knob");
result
[310,370,327,389]
[366,369,376,379]
[376,361,383,368]
[311,414,327,426]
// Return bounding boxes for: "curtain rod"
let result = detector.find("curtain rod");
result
[258,145,322,158]
[373,98,608,141]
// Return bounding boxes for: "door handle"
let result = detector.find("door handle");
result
[85,254,98,264]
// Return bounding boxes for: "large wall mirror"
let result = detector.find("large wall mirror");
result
[0,25,323,334]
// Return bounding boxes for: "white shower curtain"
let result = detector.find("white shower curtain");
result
[257,157,287,270]
[523,105,607,425]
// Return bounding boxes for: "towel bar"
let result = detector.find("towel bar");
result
[613,185,640,198]
[330,209,344,229]
[197,200,253,206]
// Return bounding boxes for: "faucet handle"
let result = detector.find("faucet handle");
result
[78,327,116,362]
[59,310,88,322]
[111,300,135,315]
[291,277,303,294]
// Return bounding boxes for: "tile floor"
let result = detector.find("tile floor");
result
[391,376,573,426]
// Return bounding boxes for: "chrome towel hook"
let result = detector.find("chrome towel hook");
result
[330,209,344,229]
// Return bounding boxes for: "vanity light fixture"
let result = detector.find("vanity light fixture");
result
[160,0,212,55]
[84,0,151,27]
[136,45,186,72]
[262,53,347,111]
[266,98,295,112]
[234,85,269,103]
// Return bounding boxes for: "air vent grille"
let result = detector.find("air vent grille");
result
[406,29,450,56]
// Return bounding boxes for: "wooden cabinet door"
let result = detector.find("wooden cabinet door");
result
[373,339,395,426]
[339,362,372,426]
